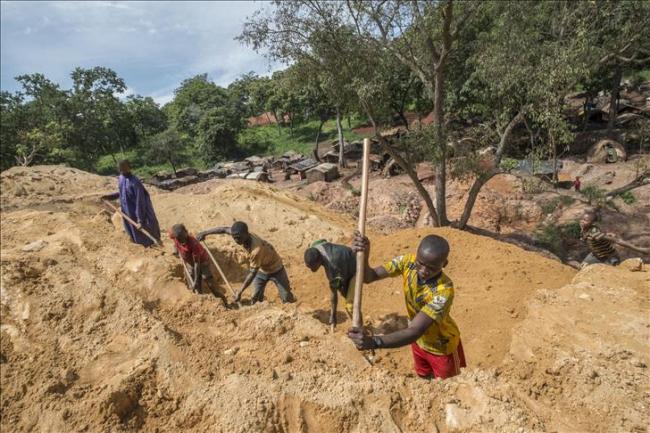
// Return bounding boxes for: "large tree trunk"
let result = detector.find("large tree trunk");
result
[458,111,525,229]
[607,68,622,135]
[313,119,324,162]
[432,68,448,226]
[336,106,346,168]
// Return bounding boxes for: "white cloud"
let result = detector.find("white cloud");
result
[153,93,174,106]
[1,1,279,98]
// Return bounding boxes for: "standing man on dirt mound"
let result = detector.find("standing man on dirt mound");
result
[101,160,161,247]
[347,232,466,379]
[304,239,356,331]
[197,221,296,304]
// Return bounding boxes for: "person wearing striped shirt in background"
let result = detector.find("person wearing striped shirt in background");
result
[580,210,620,268]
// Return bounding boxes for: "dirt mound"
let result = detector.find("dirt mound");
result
[0,165,118,210]
[1,166,648,433]
[299,172,544,234]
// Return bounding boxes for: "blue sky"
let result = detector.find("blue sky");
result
[0,1,279,104]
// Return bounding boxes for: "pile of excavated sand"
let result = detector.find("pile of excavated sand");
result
[1,166,648,433]
[1,165,119,210]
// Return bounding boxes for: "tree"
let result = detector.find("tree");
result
[451,1,591,229]
[240,2,361,168]
[125,95,167,141]
[197,106,246,163]
[583,2,650,135]
[145,129,187,175]
[241,0,480,222]
[284,62,335,161]
[165,74,248,164]
[346,0,481,225]
[15,121,71,166]
[166,74,229,139]
[1,91,27,170]
[67,67,132,166]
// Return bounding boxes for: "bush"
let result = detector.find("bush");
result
[581,185,606,204]
[521,177,548,194]
[535,221,582,260]
[619,191,636,204]
[539,195,576,214]
[500,158,518,172]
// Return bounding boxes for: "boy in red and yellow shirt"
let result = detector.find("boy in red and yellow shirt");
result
[169,224,228,305]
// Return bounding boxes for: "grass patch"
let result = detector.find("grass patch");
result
[539,195,576,214]
[581,185,607,205]
[95,149,205,178]
[239,117,367,157]
[619,191,636,204]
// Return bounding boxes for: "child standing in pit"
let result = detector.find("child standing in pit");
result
[347,232,466,379]
[169,224,228,306]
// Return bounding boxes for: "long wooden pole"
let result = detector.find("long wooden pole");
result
[201,241,240,303]
[353,138,371,329]
[102,200,162,246]
[180,257,196,290]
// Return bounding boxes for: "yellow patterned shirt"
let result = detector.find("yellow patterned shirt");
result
[383,254,460,355]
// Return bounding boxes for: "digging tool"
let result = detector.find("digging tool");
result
[102,200,162,246]
[351,138,374,367]
[201,241,241,307]
[179,257,197,292]
[353,138,370,329]
[611,239,650,255]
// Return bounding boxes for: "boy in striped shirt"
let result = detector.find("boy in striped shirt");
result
[579,211,620,268]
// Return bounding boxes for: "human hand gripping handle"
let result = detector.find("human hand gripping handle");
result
[347,327,381,350]
[351,230,370,255]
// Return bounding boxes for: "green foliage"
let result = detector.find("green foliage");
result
[535,221,582,260]
[500,158,519,172]
[144,129,190,175]
[581,185,607,205]
[238,118,365,157]
[619,191,636,204]
[539,195,576,215]
[2,0,648,190]
[521,178,548,194]
[95,148,205,178]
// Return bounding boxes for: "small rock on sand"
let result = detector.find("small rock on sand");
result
[22,240,47,252]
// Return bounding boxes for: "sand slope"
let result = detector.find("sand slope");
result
[1,166,647,433]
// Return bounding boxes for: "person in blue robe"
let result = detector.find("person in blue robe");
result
[102,160,161,247]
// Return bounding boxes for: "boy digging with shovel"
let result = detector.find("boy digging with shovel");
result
[169,224,228,306]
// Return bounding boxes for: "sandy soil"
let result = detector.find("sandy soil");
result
[1,165,648,433]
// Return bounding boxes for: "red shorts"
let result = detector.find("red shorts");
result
[411,340,466,379]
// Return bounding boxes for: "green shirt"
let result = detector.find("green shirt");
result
[311,240,356,295]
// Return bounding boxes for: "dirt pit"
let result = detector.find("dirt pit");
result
[1,165,648,433]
